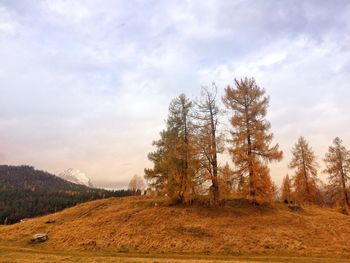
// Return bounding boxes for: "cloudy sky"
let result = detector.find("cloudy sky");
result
[0,0,350,188]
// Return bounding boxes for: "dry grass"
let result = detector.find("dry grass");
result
[0,196,349,261]
[0,244,349,263]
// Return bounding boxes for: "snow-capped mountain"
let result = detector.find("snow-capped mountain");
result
[58,168,93,187]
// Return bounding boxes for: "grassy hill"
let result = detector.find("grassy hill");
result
[0,196,350,262]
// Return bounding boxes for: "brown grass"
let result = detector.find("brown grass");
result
[1,244,349,263]
[0,196,349,260]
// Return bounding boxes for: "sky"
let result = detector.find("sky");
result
[0,0,350,189]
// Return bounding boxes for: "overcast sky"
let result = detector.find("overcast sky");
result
[0,0,350,188]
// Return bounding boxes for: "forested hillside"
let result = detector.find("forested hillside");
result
[0,165,131,224]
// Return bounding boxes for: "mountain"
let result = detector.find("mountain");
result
[0,165,132,224]
[0,196,349,260]
[58,168,93,187]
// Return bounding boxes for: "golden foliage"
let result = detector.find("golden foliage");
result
[289,137,320,204]
[281,174,292,203]
[223,77,282,204]
[324,137,350,208]
[217,163,236,199]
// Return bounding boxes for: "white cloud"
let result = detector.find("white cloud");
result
[45,1,91,22]
[0,6,18,36]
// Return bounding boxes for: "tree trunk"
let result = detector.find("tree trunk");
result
[247,133,255,200]
[340,167,350,208]
[182,103,189,204]
[210,105,219,205]
[301,147,311,202]
[244,99,255,202]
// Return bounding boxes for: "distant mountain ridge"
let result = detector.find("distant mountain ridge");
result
[0,165,131,224]
[58,168,93,187]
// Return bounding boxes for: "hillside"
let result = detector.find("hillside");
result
[0,165,131,224]
[0,196,349,260]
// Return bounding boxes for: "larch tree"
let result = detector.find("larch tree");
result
[289,137,320,204]
[194,84,224,205]
[218,163,237,198]
[324,137,350,208]
[222,77,283,204]
[145,94,199,204]
[281,174,292,204]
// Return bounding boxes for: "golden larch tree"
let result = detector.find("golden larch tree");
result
[324,137,350,208]
[281,174,292,204]
[289,137,320,204]
[222,77,283,204]
[217,163,236,199]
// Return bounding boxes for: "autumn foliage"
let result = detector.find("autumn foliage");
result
[144,77,350,210]
[281,174,292,204]
[323,137,350,208]
[222,78,282,204]
[289,137,320,204]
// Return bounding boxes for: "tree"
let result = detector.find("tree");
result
[289,137,320,204]
[128,174,145,195]
[144,131,169,194]
[281,174,292,204]
[217,163,238,198]
[222,77,283,204]
[194,84,224,204]
[145,94,200,203]
[324,137,350,208]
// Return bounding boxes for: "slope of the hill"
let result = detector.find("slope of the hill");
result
[0,165,131,224]
[0,196,349,258]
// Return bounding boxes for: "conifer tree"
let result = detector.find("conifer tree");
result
[324,137,350,208]
[145,94,199,203]
[289,137,320,204]
[223,77,283,204]
[194,84,223,204]
[281,174,292,204]
[144,131,169,194]
[218,163,235,198]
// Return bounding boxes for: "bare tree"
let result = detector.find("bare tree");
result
[128,174,145,195]
[194,84,224,205]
